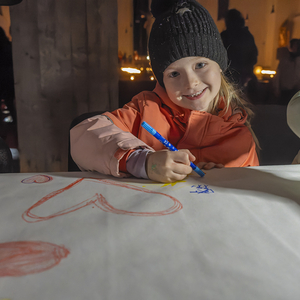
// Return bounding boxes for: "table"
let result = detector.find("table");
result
[1,165,300,300]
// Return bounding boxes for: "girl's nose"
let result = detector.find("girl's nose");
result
[185,71,200,89]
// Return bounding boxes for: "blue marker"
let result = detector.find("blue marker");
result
[141,121,205,177]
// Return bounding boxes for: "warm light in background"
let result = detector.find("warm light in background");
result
[261,70,276,75]
[254,66,263,75]
[254,66,276,81]
[121,67,141,74]
[130,76,135,80]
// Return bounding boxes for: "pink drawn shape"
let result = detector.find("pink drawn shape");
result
[21,175,53,184]
[0,241,70,277]
[22,178,183,222]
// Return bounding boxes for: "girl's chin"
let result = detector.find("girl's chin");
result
[182,99,210,111]
[171,96,212,112]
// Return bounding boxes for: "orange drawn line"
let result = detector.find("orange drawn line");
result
[22,178,87,222]
[22,178,183,222]
[91,179,183,215]
[0,241,69,277]
[95,192,182,216]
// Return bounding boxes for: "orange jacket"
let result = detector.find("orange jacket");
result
[104,83,259,169]
[71,83,258,177]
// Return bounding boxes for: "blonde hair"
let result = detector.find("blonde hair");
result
[210,73,260,149]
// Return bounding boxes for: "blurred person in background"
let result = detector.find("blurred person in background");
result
[0,27,15,119]
[0,0,22,173]
[273,38,300,105]
[221,9,258,90]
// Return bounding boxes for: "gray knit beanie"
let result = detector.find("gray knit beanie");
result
[149,0,228,87]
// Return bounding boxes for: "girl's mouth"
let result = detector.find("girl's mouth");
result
[184,88,207,100]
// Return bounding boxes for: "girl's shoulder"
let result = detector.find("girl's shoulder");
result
[133,89,162,101]
[127,90,163,109]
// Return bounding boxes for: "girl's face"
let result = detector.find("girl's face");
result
[163,56,222,112]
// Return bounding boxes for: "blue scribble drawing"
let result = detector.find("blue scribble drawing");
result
[190,185,214,194]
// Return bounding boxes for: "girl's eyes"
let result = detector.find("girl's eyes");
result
[196,62,206,69]
[167,62,207,78]
[169,71,180,78]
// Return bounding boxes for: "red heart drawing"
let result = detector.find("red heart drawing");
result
[21,175,53,184]
[0,241,69,277]
[22,178,183,222]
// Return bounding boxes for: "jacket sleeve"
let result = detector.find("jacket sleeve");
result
[70,115,154,177]
[239,138,259,167]
[188,107,259,167]
[192,131,259,168]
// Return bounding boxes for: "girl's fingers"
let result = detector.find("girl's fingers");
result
[172,161,193,175]
[215,163,224,168]
[197,162,206,169]
[173,150,194,165]
[202,162,216,170]
[197,162,224,170]
[177,149,196,162]
[146,150,192,182]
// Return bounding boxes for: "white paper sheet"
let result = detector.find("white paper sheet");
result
[0,165,300,300]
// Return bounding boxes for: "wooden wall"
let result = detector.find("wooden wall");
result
[10,0,119,172]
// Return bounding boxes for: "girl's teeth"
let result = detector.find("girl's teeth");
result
[191,90,203,97]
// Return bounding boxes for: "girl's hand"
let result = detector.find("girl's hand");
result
[146,149,195,183]
[197,162,224,170]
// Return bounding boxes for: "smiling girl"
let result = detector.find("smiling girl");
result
[163,56,222,112]
[70,0,259,183]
